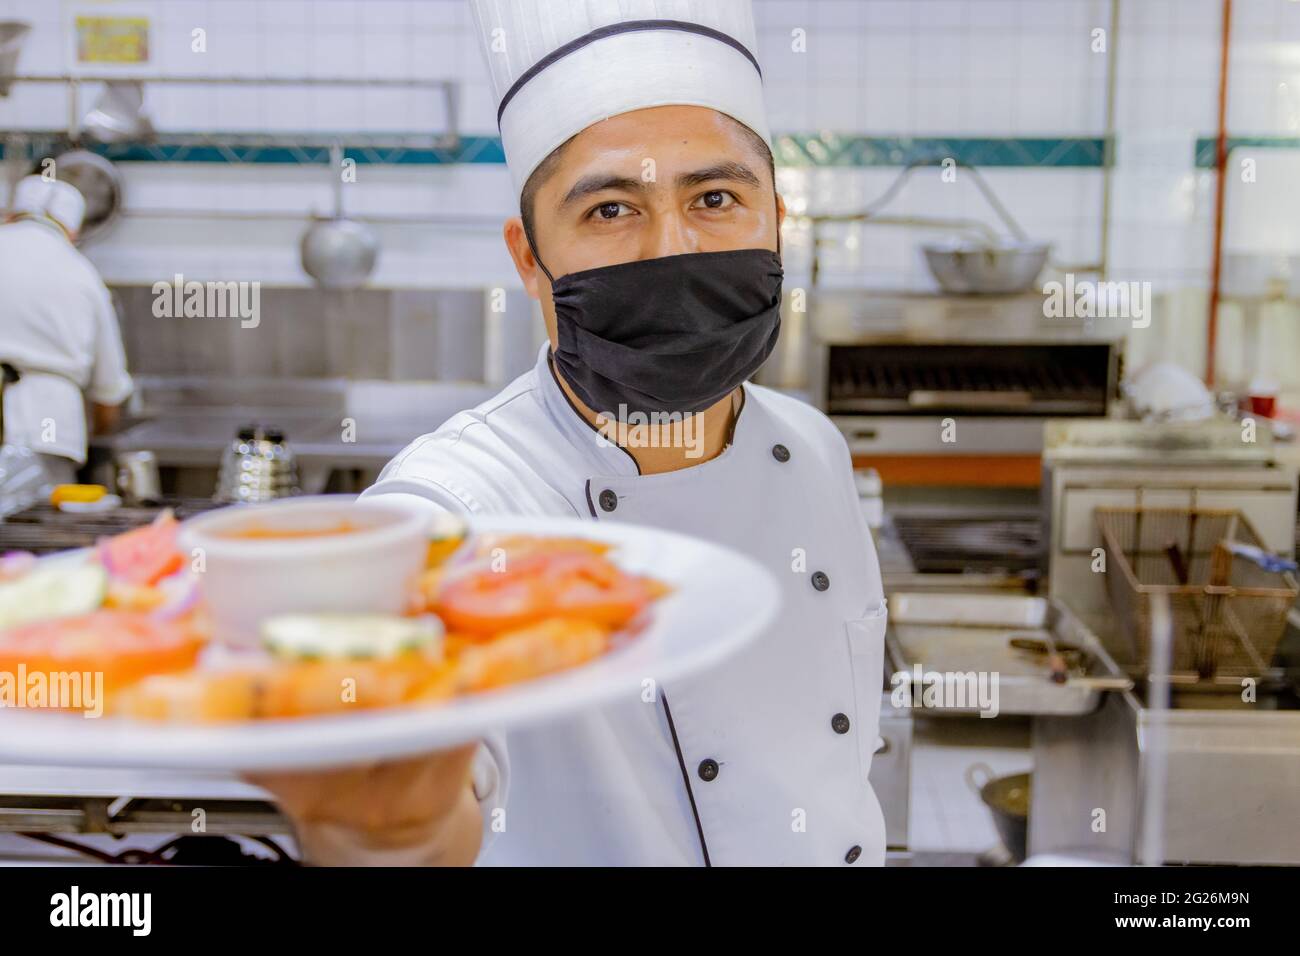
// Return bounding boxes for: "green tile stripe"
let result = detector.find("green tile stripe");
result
[774,134,1110,167]
[1194,136,1300,167]
[2,133,1109,168]
[1,134,507,166]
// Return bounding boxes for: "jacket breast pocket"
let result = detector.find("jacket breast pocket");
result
[845,601,888,782]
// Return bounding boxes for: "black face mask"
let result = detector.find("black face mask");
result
[539,248,783,418]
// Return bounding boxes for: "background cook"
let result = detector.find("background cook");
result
[0,175,134,486]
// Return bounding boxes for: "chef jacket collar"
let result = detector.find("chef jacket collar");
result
[533,343,751,481]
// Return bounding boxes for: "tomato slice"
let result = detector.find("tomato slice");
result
[0,610,204,693]
[434,552,651,636]
[99,512,184,587]
[544,553,652,628]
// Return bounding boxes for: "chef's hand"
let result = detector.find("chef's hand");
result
[246,744,483,866]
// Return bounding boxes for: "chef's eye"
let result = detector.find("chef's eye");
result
[590,201,631,220]
[693,190,736,210]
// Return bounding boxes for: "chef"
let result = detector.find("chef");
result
[0,175,133,485]
[255,0,888,867]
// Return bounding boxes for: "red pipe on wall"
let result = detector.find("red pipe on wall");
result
[1205,0,1233,386]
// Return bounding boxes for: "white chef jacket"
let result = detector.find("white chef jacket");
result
[0,219,133,465]
[362,344,888,866]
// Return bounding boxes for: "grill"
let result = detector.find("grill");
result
[827,344,1112,415]
[0,499,220,555]
[890,511,1041,579]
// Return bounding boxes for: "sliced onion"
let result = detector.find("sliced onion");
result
[0,551,37,582]
[150,572,200,621]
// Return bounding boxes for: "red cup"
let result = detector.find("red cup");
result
[1249,393,1277,418]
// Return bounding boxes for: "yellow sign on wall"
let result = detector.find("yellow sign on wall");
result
[75,15,150,64]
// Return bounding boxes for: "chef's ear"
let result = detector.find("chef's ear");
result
[503,217,544,300]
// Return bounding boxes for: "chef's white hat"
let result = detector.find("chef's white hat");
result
[470,0,770,199]
[11,175,86,234]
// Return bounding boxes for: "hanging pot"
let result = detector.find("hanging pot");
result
[299,143,379,289]
[81,80,155,144]
[0,20,30,97]
[49,148,122,243]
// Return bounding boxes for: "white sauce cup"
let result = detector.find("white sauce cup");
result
[177,495,429,649]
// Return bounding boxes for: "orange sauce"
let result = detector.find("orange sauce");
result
[218,521,362,540]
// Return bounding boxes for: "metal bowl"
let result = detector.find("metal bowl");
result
[922,238,1051,295]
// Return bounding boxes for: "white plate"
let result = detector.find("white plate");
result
[0,515,779,771]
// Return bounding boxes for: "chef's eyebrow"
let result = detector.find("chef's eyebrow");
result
[558,174,647,210]
[675,161,762,189]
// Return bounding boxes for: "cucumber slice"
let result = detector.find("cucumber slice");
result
[262,613,444,661]
[0,561,108,630]
[428,512,468,543]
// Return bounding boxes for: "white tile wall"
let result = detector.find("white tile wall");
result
[0,0,1296,313]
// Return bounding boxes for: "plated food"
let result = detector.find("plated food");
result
[0,498,668,724]
[0,513,776,770]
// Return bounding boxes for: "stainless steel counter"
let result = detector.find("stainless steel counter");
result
[89,380,498,475]
[1030,685,1300,865]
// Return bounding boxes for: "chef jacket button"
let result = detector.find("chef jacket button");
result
[831,712,850,734]
[771,443,790,463]
[598,489,618,512]
[697,758,719,782]
[845,845,862,864]
[811,571,830,591]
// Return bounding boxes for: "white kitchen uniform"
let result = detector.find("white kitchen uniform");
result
[0,218,133,466]
[364,345,888,866]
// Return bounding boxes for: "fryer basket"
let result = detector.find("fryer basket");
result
[1096,507,1298,678]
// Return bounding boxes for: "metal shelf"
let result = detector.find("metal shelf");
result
[1,71,461,161]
